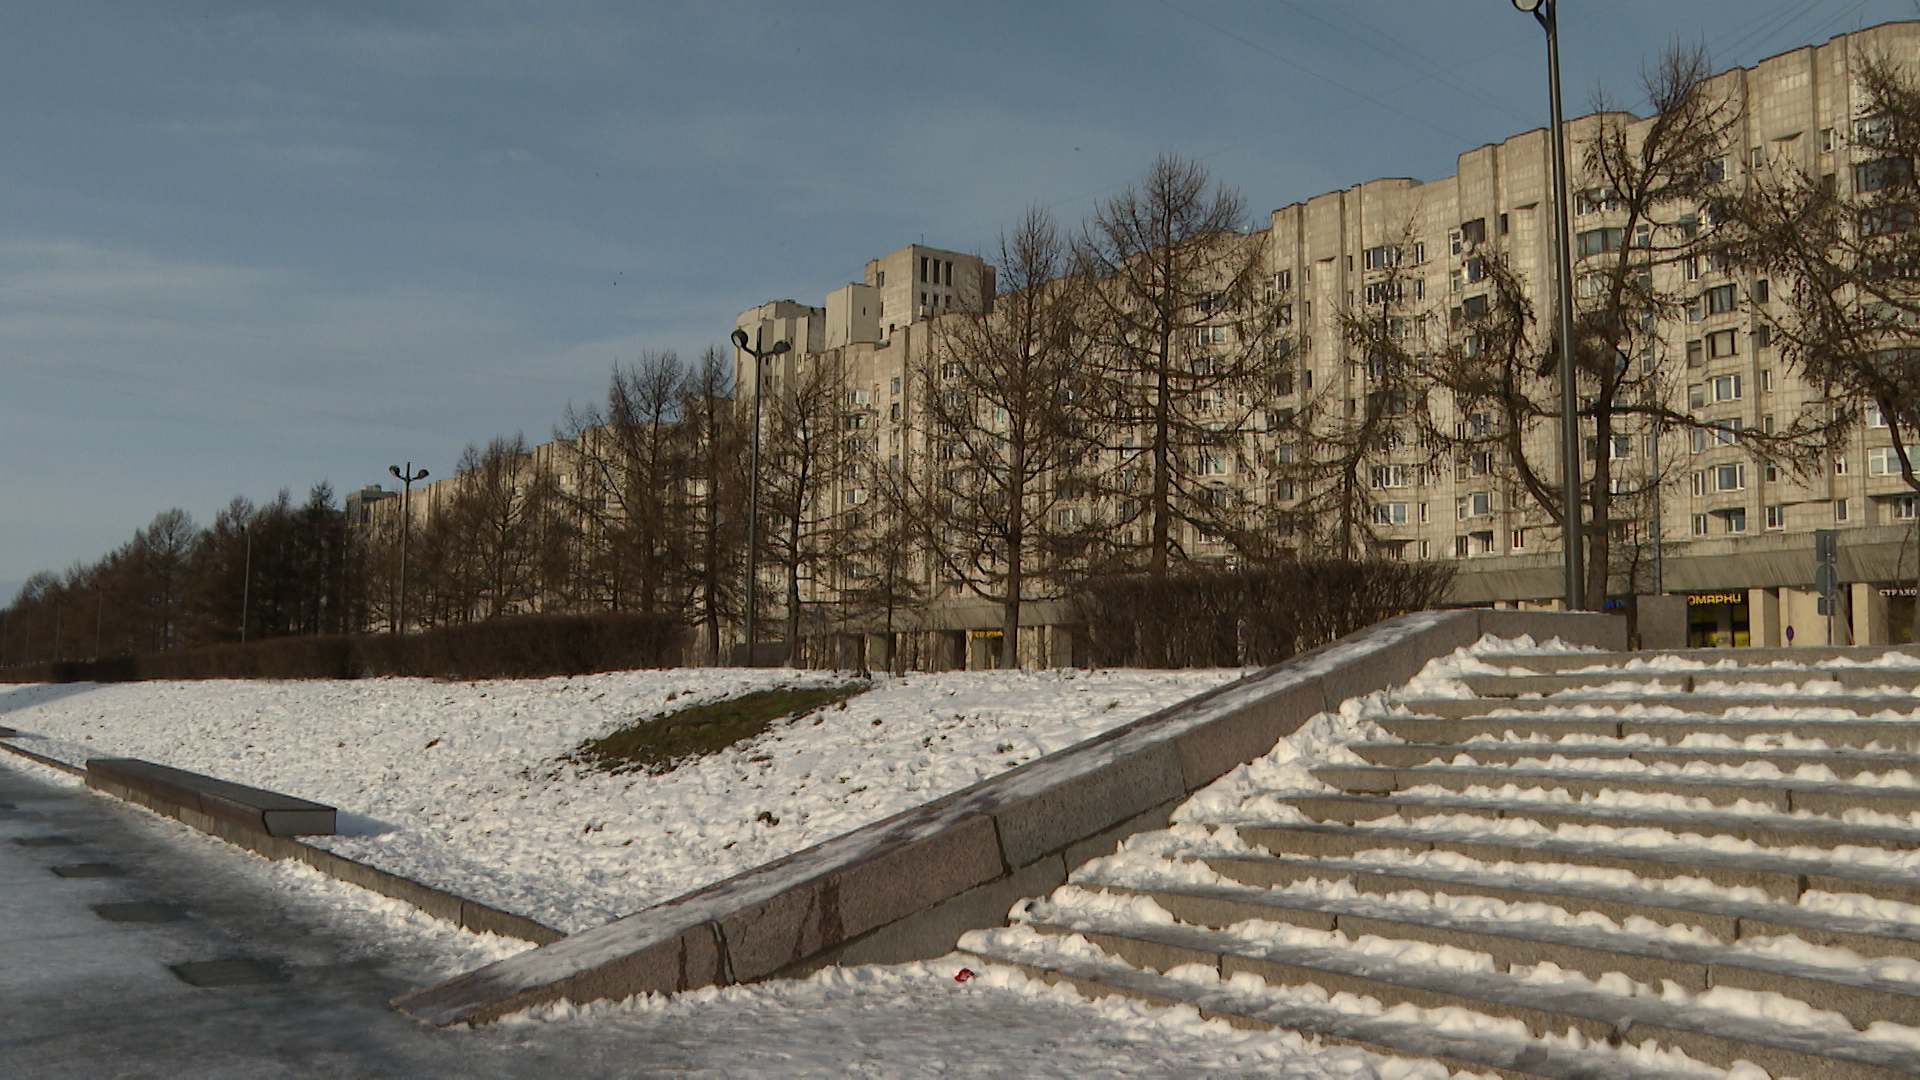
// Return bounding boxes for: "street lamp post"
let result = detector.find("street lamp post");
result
[239,522,253,644]
[387,463,429,634]
[1514,0,1586,611]
[730,327,791,667]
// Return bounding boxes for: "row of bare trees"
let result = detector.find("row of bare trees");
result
[2,488,358,666]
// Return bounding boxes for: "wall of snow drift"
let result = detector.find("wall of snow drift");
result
[392,607,1625,1026]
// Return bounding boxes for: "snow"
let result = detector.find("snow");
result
[0,666,1241,933]
[963,635,1920,1075]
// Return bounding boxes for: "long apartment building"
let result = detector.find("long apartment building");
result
[739,22,1920,658]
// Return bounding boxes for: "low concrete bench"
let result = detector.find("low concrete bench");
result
[85,758,336,837]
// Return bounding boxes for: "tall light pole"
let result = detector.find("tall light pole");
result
[387,463,429,634]
[1514,0,1586,611]
[731,327,791,666]
[239,522,253,644]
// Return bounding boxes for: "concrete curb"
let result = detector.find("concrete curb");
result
[0,739,565,946]
[392,607,1625,1027]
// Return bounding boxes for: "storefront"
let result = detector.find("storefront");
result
[1687,591,1750,648]
[1883,586,1916,645]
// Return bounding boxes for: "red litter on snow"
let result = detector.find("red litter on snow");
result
[953,968,977,983]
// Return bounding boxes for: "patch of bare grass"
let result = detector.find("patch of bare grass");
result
[566,683,870,775]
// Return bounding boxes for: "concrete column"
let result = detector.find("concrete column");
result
[865,633,892,673]
[1637,595,1687,650]
[1780,587,1833,646]
[1851,582,1884,646]
[1046,626,1076,669]
[1748,588,1780,647]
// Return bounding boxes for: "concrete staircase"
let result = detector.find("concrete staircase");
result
[958,645,1920,1080]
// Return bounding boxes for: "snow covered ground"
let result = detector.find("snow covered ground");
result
[0,666,1242,932]
[0,749,1483,1080]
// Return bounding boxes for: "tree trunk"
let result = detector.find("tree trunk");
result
[1150,346,1173,575]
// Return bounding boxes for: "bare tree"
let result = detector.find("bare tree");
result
[558,352,691,614]
[679,345,746,662]
[443,434,560,620]
[1728,52,1920,492]
[1075,153,1291,574]
[760,350,859,662]
[917,207,1105,667]
[135,508,197,651]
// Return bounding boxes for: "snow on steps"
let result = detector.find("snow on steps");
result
[392,609,1626,1027]
[959,643,1920,1080]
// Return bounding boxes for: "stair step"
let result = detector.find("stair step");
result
[958,935,1705,1080]
[1310,763,1920,816]
[1037,883,1920,1032]
[1483,646,1920,674]
[1225,818,1920,907]
[1460,669,1920,697]
[1393,695,1920,718]
[964,919,1920,1080]
[1261,790,1920,849]
[1349,741,1920,776]
[1078,847,1920,964]
[1371,715,1920,751]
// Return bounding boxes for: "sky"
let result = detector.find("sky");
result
[3,0,1915,600]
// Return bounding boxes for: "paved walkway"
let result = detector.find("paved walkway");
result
[0,757,1329,1079]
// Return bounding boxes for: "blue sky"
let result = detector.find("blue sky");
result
[3,0,1913,598]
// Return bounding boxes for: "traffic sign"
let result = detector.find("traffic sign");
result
[1815,562,1839,598]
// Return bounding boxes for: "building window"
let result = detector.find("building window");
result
[1511,528,1527,550]
[1759,369,1773,392]
[1711,373,1742,401]
[1456,491,1491,518]
[1715,463,1746,491]
[1577,227,1624,256]
[1460,218,1487,245]
[890,377,901,394]
[1765,504,1785,530]
[1371,465,1411,489]
[1708,330,1739,359]
[1691,471,1708,497]
[1692,513,1710,536]
[890,402,901,421]
[1687,340,1705,367]
[1835,455,1849,475]
[1690,428,1708,454]
[1611,435,1632,460]
[1836,498,1851,522]
[1362,245,1401,271]
[1870,446,1903,476]
[1725,507,1747,533]
[1714,420,1739,446]
[1372,502,1409,525]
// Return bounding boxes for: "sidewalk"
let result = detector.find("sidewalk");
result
[0,755,1369,1079]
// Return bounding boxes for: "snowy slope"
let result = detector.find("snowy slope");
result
[0,667,1241,932]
